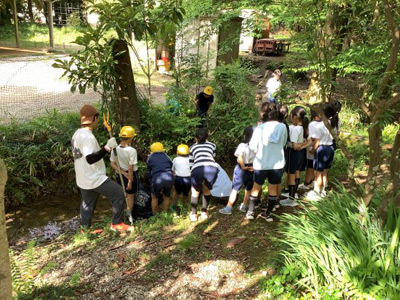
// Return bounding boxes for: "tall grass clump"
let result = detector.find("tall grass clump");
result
[264,187,400,299]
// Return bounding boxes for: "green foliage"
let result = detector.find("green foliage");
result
[11,241,37,295]
[0,111,80,208]
[209,61,258,163]
[264,188,400,299]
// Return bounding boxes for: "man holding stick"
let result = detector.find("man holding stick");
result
[71,104,133,232]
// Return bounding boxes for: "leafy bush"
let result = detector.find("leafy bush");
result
[0,111,81,208]
[262,188,400,299]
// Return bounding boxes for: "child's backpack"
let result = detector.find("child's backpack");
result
[132,184,153,220]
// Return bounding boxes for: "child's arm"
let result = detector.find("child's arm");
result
[309,139,320,154]
[126,165,134,190]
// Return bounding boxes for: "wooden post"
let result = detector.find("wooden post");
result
[47,1,55,49]
[13,0,20,48]
[0,159,11,300]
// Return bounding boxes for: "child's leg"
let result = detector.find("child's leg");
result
[314,171,323,193]
[162,194,170,211]
[243,189,251,206]
[127,194,134,211]
[294,170,301,194]
[202,185,211,212]
[227,189,238,208]
[305,167,314,185]
[322,170,329,191]
[288,172,296,199]
[151,195,158,214]
[266,184,278,213]
[191,187,200,214]
[248,183,262,214]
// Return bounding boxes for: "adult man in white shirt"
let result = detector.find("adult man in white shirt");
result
[71,105,132,232]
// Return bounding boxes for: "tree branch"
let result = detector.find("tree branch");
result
[384,93,400,109]
[377,0,400,100]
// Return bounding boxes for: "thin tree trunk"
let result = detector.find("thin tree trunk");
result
[0,159,12,300]
[112,39,141,130]
[378,128,400,221]
[27,0,34,21]
[363,123,383,206]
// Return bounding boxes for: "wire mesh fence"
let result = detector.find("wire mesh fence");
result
[0,55,100,124]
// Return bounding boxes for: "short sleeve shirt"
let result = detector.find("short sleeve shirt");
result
[234,143,256,165]
[72,128,108,190]
[307,121,320,159]
[289,125,304,144]
[110,145,138,171]
[196,92,214,115]
[312,121,334,145]
[172,156,191,177]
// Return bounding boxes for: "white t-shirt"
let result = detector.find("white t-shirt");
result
[110,145,138,171]
[234,143,255,165]
[289,125,304,144]
[311,121,334,146]
[172,156,191,177]
[266,77,281,95]
[307,121,320,159]
[72,128,108,190]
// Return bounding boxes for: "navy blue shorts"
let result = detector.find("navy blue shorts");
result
[307,159,314,169]
[286,148,303,174]
[254,169,284,185]
[232,164,254,191]
[300,149,307,172]
[151,172,173,198]
[116,171,139,195]
[313,145,335,172]
[191,166,219,192]
[174,176,191,196]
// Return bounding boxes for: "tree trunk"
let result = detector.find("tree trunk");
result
[27,0,34,21]
[0,159,12,300]
[378,128,400,221]
[112,39,141,130]
[363,123,383,206]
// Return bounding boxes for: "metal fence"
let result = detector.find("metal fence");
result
[0,55,100,124]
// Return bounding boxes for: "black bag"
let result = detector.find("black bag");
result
[132,184,153,220]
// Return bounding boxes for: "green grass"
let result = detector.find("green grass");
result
[0,23,93,50]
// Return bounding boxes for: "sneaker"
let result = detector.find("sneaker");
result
[272,206,277,212]
[298,183,312,191]
[306,190,322,201]
[275,204,280,209]
[189,212,198,222]
[320,190,327,198]
[246,211,255,220]
[200,211,209,220]
[259,211,274,222]
[219,207,232,215]
[281,192,289,198]
[238,203,247,213]
[279,199,299,207]
[110,222,134,232]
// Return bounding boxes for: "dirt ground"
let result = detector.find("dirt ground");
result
[9,196,295,300]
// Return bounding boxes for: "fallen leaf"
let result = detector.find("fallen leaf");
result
[226,237,247,248]
[172,269,180,278]
[111,285,121,292]
[117,253,127,264]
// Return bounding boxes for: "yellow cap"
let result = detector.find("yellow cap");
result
[203,86,213,96]
[177,144,189,155]
[119,126,136,138]
[150,142,165,153]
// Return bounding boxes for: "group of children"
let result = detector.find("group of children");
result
[111,125,221,223]
[112,100,340,224]
[218,100,341,221]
